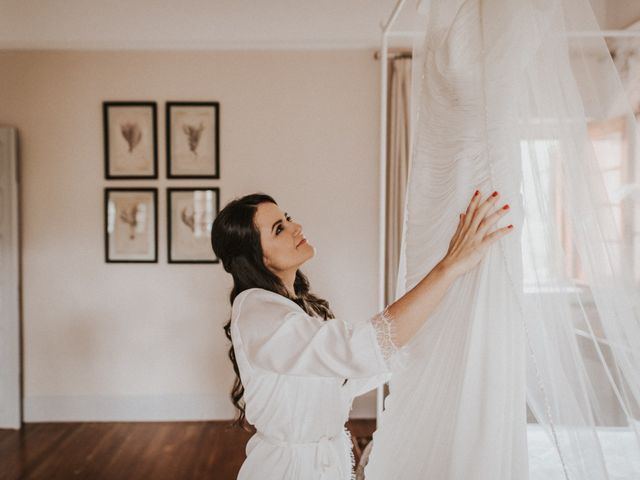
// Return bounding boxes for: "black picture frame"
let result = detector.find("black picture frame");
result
[167,187,220,264]
[103,101,158,179]
[104,188,158,263]
[166,102,220,179]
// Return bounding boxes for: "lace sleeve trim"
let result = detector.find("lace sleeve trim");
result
[370,304,402,364]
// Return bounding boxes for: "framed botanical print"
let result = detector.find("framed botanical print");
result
[105,188,158,263]
[103,101,158,179]
[167,187,220,263]
[166,102,220,179]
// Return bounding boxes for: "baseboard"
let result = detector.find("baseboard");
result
[24,389,378,423]
[24,394,236,422]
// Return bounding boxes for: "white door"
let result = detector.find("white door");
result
[0,127,21,429]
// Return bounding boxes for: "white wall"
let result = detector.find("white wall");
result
[5,0,637,425]
[604,0,640,29]
[0,0,394,50]
[587,0,640,29]
[0,49,382,421]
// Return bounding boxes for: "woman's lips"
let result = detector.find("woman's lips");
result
[297,238,307,247]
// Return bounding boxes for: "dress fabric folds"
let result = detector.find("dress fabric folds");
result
[365,1,531,478]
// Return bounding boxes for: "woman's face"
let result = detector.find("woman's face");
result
[254,202,315,274]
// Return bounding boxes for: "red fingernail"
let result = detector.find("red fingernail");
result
[508,224,513,229]
[473,190,479,197]
[502,204,509,210]
[492,191,498,197]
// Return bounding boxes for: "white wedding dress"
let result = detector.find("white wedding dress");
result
[365,0,640,479]
[366,2,528,478]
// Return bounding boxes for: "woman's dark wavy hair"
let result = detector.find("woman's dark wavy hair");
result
[210,192,335,431]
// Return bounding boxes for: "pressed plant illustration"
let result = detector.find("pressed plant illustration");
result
[182,122,204,156]
[180,206,211,238]
[120,122,142,153]
[119,203,147,240]
[180,207,195,232]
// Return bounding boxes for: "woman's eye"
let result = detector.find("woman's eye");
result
[275,215,292,235]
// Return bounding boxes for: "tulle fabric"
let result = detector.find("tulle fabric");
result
[366,0,640,478]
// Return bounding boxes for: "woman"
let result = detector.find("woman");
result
[210,190,512,480]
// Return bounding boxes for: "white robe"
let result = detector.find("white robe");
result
[230,287,406,480]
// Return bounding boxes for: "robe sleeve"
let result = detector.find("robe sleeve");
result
[232,289,407,378]
[346,306,411,396]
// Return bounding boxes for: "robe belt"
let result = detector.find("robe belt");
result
[255,430,343,476]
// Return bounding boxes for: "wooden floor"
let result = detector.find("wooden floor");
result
[0,419,376,480]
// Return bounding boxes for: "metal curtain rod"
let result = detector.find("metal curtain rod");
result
[373,50,412,60]
[383,29,640,38]
[567,30,640,37]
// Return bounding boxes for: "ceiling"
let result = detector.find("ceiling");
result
[0,0,400,50]
[0,0,637,51]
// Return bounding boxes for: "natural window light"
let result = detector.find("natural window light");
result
[520,117,638,292]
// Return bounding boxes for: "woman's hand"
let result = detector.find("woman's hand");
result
[439,190,513,279]
[387,190,512,346]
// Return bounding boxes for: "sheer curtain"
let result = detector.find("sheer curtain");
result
[365,0,640,478]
